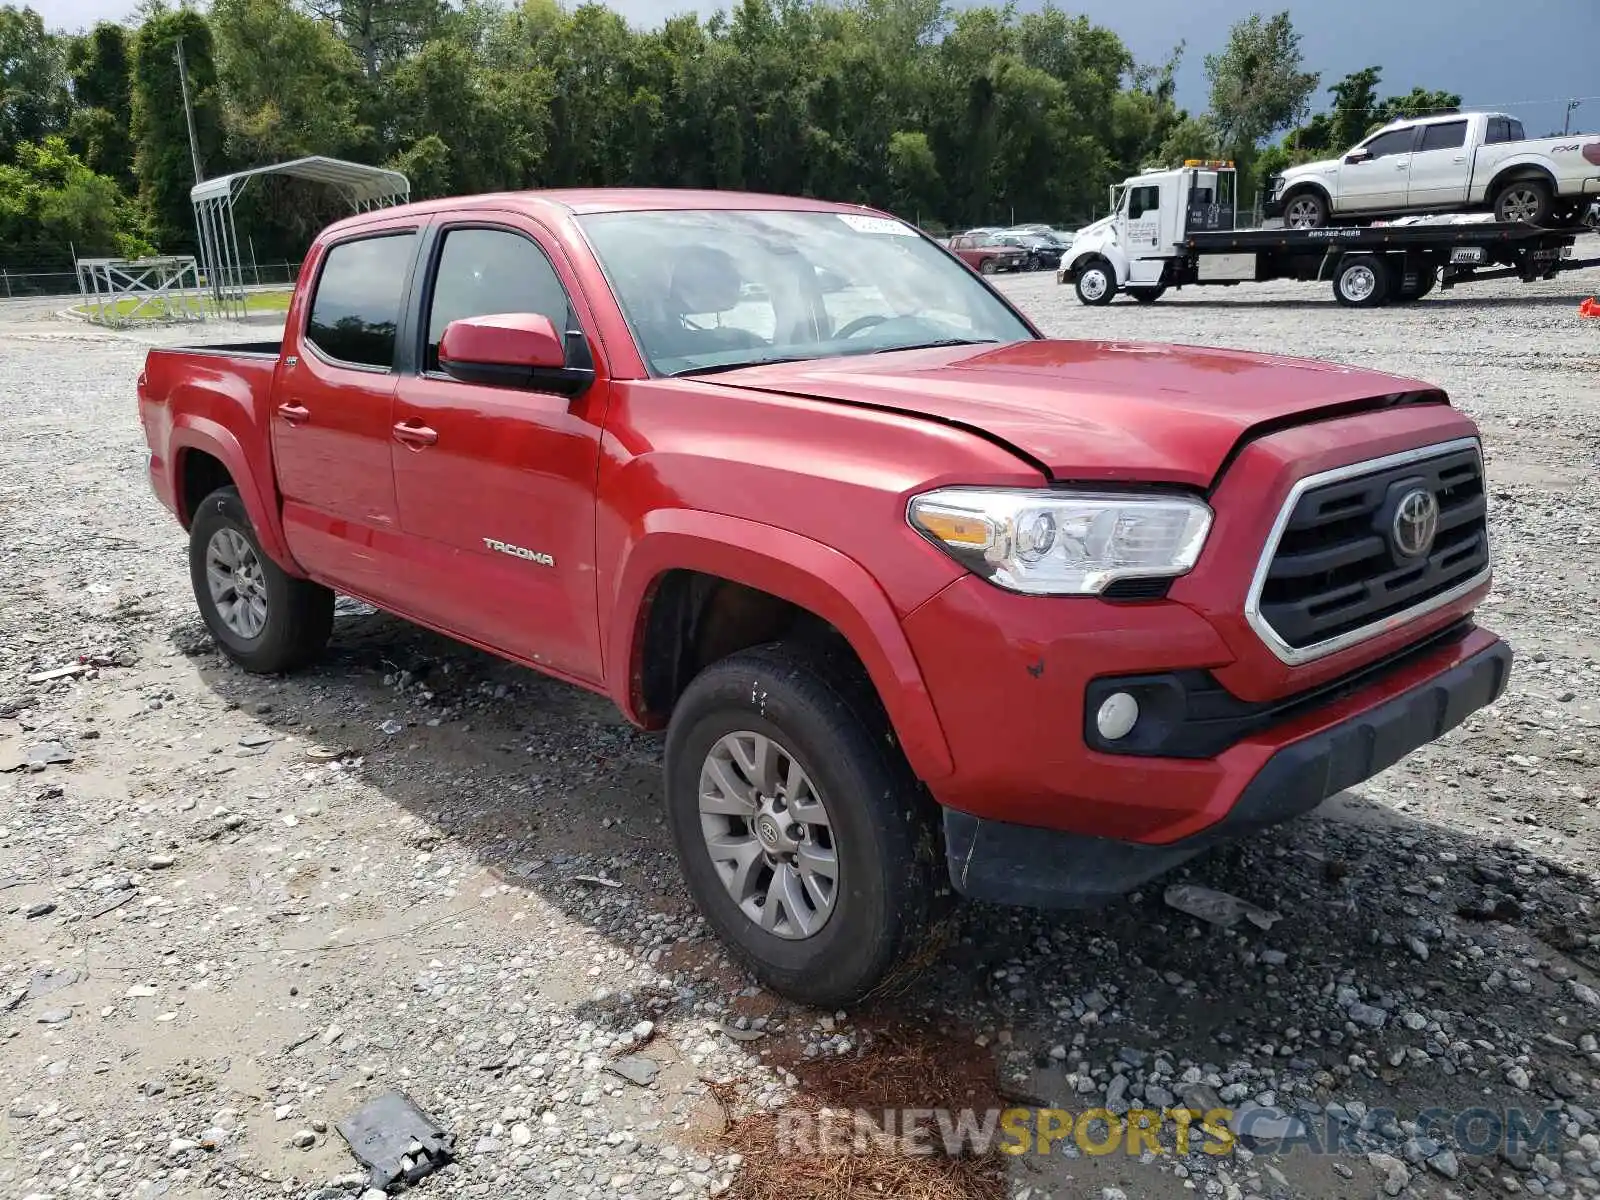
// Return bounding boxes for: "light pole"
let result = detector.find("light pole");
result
[1565,98,1581,136]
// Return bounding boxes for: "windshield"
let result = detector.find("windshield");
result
[577,209,1034,376]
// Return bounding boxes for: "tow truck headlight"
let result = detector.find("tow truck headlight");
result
[907,488,1212,596]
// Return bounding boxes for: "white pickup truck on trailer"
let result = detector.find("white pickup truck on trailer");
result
[1264,111,1600,228]
[1059,160,1597,308]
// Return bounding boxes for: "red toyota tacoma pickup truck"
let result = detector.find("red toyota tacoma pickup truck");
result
[138,189,1510,1005]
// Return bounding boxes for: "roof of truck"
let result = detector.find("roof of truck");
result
[1376,109,1510,130]
[327,188,879,231]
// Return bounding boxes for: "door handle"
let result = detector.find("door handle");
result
[392,420,438,448]
[277,402,310,425]
[1452,155,1467,163]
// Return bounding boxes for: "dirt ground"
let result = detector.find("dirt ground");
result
[3,244,1599,1200]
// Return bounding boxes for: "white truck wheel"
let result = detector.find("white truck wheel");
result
[1332,255,1390,308]
[1074,259,1116,306]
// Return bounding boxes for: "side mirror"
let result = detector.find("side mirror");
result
[1344,147,1372,164]
[437,312,594,396]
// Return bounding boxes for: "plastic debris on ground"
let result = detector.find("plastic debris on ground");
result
[1163,883,1281,931]
[336,1091,455,1192]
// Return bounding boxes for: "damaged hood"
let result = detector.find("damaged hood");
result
[706,339,1442,487]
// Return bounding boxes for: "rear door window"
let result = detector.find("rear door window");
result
[1419,120,1468,152]
[305,233,416,369]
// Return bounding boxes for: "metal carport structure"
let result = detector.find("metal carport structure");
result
[190,156,409,319]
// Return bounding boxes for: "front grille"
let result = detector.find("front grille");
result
[1253,442,1488,658]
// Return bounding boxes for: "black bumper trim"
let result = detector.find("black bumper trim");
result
[945,638,1512,910]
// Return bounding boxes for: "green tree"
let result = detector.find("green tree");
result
[131,9,224,251]
[0,136,151,266]
[300,0,446,78]
[65,23,134,186]
[1326,65,1380,150]
[211,0,366,163]
[1,5,69,162]
[886,129,940,222]
[386,36,549,195]
[1204,11,1317,158]
[1373,86,1461,127]
[1157,114,1219,167]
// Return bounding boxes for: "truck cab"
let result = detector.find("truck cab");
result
[1061,161,1238,302]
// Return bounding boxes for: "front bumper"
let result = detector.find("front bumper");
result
[944,634,1511,908]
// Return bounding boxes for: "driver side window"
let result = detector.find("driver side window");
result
[425,227,573,373]
[1359,128,1416,160]
[1128,185,1160,218]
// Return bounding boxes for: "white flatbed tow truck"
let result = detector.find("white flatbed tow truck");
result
[1058,161,1599,307]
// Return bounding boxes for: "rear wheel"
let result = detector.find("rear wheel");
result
[663,643,940,1006]
[1128,285,1166,303]
[1282,190,1329,229]
[978,257,998,276]
[189,486,333,673]
[1332,254,1390,308]
[1074,258,1116,306]
[1493,177,1552,224]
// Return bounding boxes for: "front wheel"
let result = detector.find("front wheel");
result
[978,257,998,276]
[663,644,940,1006]
[189,486,333,673]
[1074,258,1116,306]
[1332,254,1390,308]
[1282,190,1328,229]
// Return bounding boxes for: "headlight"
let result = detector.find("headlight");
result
[907,488,1212,596]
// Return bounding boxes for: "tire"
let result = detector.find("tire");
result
[978,257,998,276]
[1332,254,1390,308]
[189,486,333,673]
[1074,257,1116,306]
[1493,177,1552,225]
[663,643,940,1006]
[1128,285,1166,303]
[1282,189,1329,229]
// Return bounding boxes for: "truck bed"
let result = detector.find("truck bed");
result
[164,340,282,358]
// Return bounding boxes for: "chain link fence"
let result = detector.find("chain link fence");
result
[1,249,305,301]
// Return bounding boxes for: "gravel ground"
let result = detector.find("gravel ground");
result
[2,244,1599,1200]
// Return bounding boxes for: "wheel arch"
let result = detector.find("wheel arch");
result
[1487,163,1557,203]
[1069,245,1129,286]
[168,415,301,573]
[606,509,955,781]
[1281,179,1330,203]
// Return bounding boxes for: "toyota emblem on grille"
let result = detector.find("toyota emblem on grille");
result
[1392,488,1440,558]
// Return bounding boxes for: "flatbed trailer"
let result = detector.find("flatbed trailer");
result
[1182,221,1595,305]
[1060,161,1600,307]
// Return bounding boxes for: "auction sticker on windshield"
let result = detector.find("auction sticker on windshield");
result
[836,214,916,235]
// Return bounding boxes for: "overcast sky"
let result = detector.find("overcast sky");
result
[38,0,1600,132]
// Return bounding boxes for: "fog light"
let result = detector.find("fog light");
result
[1096,692,1140,741]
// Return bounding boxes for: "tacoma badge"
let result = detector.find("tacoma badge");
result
[483,538,555,567]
